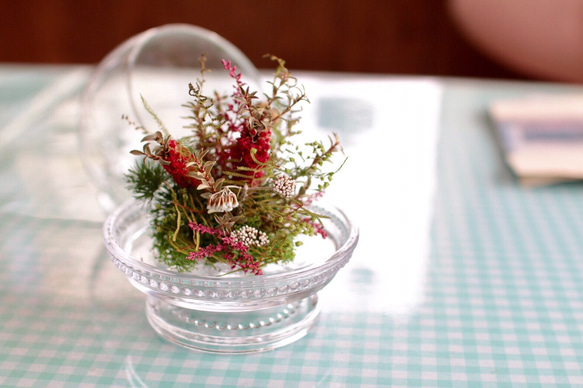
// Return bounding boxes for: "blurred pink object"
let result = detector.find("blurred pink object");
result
[449,0,583,82]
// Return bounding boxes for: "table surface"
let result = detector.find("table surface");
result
[1,65,583,387]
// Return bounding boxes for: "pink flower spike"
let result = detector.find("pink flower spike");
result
[189,222,224,236]
[221,58,243,83]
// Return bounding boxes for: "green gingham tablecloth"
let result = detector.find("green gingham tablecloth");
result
[1,66,583,387]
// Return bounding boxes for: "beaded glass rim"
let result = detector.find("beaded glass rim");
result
[103,199,359,298]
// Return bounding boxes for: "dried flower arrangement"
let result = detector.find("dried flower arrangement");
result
[125,55,344,275]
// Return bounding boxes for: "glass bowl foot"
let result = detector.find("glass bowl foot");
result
[145,294,320,354]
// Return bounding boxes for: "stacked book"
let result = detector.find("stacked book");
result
[490,94,583,186]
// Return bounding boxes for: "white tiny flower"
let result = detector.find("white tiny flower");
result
[273,175,295,198]
[231,225,270,247]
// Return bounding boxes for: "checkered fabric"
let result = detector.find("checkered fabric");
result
[1,68,583,387]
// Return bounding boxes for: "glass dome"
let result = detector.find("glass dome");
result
[78,24,262,212]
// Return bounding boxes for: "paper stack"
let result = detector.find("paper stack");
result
[490,94,583,186]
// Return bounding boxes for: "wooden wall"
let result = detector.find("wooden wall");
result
[0,0,528,79]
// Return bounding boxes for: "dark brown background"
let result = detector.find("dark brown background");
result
[1,0,529,80]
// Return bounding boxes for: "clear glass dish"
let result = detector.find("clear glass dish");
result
[103,199,359,353]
